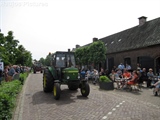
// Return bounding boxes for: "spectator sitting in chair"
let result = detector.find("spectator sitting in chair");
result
[109,69,119,82]
[139,68,148,85]
[93,69,99,84]
[150,77,160,96]
[80,69,86,80]
[147,68,154,87]
[99,67,105,76]
[85,69,91,81]
[125,70,139,86]
[122,68,132,79]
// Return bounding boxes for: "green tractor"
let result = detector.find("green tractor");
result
[43,49,90,100]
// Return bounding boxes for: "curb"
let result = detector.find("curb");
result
[12,74,31,120]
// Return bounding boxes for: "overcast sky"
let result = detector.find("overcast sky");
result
[1,0,160,60]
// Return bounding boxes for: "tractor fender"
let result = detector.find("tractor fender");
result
[48,66,57,79]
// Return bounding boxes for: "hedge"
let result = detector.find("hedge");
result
[0,72,29,120]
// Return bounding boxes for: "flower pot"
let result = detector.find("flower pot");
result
[99,81,114,90]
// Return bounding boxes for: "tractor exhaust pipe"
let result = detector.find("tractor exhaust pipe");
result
[68,49,72,67]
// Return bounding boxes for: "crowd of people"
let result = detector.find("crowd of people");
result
[0,64,29,84]
[80,63,160,96]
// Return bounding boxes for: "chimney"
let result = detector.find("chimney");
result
[138,16,147,26]
[76,44,80,48]
[93,37,98,42]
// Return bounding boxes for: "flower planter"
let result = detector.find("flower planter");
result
[99,81,114,90]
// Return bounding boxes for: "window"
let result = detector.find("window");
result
[56,54,65,67]
[124,57,131,65]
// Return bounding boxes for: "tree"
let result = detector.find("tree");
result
[4,31,19,64]
[75,40,107,68]
[0,31,32,66]
[0,33,8,64]
[45,54,52,66]
[88,41,106,66]
[39,57,45,65]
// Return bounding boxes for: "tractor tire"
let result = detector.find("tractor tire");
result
[68,84,79,90]
[43,69,53,92]
[80,82,90,97]
[53,83,61,100]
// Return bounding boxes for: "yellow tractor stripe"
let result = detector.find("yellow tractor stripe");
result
[62,71,78,73]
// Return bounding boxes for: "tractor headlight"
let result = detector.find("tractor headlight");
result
[67,76,70,79]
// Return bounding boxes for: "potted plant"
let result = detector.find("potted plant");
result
[99,76,114,90]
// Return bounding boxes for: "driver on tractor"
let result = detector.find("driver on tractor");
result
[56,57,65,67]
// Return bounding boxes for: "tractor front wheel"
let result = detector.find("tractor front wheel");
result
[80,82,90,97]
[53,83,61,100]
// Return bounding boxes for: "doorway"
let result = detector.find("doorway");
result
[155,57,160,75]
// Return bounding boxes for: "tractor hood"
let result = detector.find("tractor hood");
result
[62,67,79,80]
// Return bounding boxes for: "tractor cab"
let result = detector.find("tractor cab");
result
[52,51,75,68]
[51,50,76,80]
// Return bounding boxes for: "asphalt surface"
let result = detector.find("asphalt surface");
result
[13,73,160,120]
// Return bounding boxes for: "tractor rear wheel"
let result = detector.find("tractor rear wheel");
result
[80,82,90,97]
[43,69,53,92]
[53,83,61,100]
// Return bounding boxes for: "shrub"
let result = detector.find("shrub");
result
[0,80,22,120]
[99,76,112,82]
[19,72,28,85]
[0,72,29,120]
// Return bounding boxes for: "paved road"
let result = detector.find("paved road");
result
[13,73,160,120]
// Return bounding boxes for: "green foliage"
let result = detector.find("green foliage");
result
[75,40,107,66]
[39,57,45,65]
[99,76,112,82]
[0,31,32,66]
[45,54,52,66]
[0,72,29,120]
[75,47,83,65]
[19,72,29,85]
[88,41,107,65]
[0,80,22,120]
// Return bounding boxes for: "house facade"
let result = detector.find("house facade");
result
[74,16,160,74]
[100,16,160,74]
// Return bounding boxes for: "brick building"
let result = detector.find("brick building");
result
[74,16,160,74]
[100,16,160,74]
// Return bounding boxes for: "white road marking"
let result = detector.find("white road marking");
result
[108,112,112,115]
[102,101,125,120]
[102,116,107,119]
[116,105,120,107]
